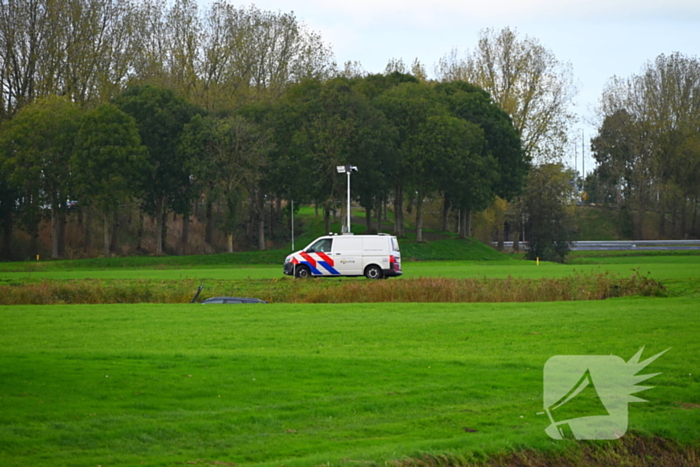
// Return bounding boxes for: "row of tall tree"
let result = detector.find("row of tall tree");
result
[0,72,530,259]
[590,52,700,239]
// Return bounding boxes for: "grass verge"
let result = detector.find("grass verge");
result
[0,238,509,272]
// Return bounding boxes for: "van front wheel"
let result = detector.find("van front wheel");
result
[364,265,383,279]
[295,265,311,278]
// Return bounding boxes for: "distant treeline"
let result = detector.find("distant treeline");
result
[588,53,700,240]
[2,1,697,261]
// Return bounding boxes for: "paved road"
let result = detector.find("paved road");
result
[497,240,700,251]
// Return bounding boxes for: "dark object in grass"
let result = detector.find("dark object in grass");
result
[201,297,267,304]
[191,283,204,303]
[191,283,266,304]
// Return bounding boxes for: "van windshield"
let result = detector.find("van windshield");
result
[307,238,332,253]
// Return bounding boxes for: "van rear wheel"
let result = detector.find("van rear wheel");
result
[364,265,383,279]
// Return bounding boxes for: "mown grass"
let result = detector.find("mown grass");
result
[0,249,288,272]
[1,299,698,466]
[568,249,700,262]
[400,238,507,261]
[3,253,699,283]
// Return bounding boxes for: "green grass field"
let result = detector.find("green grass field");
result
[1,251,699,466]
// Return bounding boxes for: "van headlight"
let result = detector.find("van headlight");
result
[284,255,292,263]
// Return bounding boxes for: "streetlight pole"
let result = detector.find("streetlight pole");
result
[580,128,585,198]
[346,170,351,232]
[336,165,358,233]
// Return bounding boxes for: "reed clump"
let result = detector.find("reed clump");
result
[0,279,195,305]
[0,270,664,305]
[296,269,665,303]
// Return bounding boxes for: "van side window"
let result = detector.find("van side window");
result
[307,238,332,253]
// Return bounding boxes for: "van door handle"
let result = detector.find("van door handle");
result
[335,253,341,255]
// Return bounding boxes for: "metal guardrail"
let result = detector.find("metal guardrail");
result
[494,240,700,251]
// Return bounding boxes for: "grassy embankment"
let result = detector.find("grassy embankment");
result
[3,241,699,304]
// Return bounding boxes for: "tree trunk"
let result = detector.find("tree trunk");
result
[406,190,414,215]
[324,207,331,234]
[110,210,119,254]
[680,201,687,238]
[273,196,282,238]
[458,208,471,239]
[227,233,234,253]
[393,185,404,237]
[246,198,255,243]
[155,198,167,255]
[269,197,275,239]
[466,209,472,238]
[512,230,521,252]
[258,217,265,250]
[1,211,13,260]
[658,191,666,238]
[84,209,92,254]
[160,207,168,254]
[181,213,189,246]
[497,224,505,251]
[458,208,465,239]
[30,227,38,259]
[442,195,450,232]
[103,213,111,258]
[415,194,424,242]
[51,205,59,259]
[257,189,265,251]
[136,211,144,252]
[58,209,66,258]
[377,201,383,233]
[205,201,213,245]
[365,207,373,233]
[634,186,645,239]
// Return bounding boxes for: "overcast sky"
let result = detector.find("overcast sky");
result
[201,0,700,172]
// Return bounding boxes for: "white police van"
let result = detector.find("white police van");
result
[283,234,402,279]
